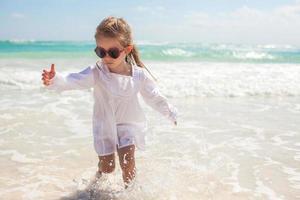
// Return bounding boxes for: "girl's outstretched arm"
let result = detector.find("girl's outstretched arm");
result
[139,71,177,125]
[42,64,95,92]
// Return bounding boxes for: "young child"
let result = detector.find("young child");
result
[41,16,177,188]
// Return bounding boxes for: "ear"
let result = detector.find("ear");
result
[125,45,133,54]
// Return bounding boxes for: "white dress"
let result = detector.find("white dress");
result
[46,61,177,156]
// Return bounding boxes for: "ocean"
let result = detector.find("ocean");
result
[0,40,299,199]
[1,40,300,63]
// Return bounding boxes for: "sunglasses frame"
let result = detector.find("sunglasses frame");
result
[94,46,125,59]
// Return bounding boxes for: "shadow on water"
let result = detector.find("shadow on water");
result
[59,175,122,200]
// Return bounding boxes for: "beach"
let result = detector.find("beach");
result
[0,41,300,199]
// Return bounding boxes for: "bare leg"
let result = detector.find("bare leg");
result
[117,145,136,188]
[98,153,115,176]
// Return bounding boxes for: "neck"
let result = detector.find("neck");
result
[109,61,132,76]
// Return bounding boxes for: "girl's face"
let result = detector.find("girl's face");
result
[95,36,132,71]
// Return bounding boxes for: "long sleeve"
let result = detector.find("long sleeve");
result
[46,66,95,92]
[139,71,177,123]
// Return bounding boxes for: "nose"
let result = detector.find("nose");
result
[103,56,112,60]
[102,56,113,63]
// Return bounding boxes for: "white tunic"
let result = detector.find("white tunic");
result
[46,61,177,156]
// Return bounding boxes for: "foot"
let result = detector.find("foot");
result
[95,171,102,179]
[94,171,108,183]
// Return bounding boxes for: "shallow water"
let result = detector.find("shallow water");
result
[0,60,300,199]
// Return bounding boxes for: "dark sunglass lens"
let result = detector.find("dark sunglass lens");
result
[108,48,120,59]
[95,47,106,58]
[98,47,106,58]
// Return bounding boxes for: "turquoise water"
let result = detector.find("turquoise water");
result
[1,40,300,199]
[1,40,300,63]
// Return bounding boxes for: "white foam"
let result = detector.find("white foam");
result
[271,135,288,146]
[1,60,300,98]
[7,39,36,44]
[233,51,274,60]
[255,179,282,200]
[136,40,170,46]
[0,94,299,199]
[0,150,41,163]
[282,167,300,189]
[153,62,300,97]
[253,166,284,200]
[162,48,194,57]
[294,154,300,161]
[223,162,252,193]
[0,113,14,120]
[0,68,42,90]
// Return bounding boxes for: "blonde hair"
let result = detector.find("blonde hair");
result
[94,16,157,81]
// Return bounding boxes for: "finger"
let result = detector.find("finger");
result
[42,74,47,79]
[42,71,50,76]
[42,75,49,80]
[42,73,49,77]
[49,72,55,78]
[50,64,55,73]
[43,70,50,75]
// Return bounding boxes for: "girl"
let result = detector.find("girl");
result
[41,16,177,188]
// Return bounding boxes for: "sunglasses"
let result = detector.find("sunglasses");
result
[94,46,125,59]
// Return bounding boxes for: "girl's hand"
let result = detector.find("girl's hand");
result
[42,64,56,86]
